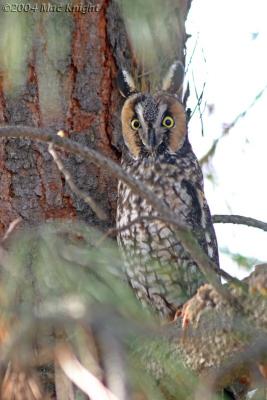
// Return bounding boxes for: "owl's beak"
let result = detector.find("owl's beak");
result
[147,128,157,150]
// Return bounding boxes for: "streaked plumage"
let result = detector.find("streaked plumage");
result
[116,62,219,317]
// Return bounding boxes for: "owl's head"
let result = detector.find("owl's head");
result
[117,61,187,159]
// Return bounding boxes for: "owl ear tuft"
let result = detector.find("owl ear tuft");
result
[162,61,184,95]
[117,69,137,98]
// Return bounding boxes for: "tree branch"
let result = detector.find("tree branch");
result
[0,125,240,310]
[95,215,191,246]
[194,335,267,400]
[213,214,267,232]
[199,83,267,166]
[48,143,107,221]
[55,344,119,400]
[163,265,267,394]
[217,267,247,288]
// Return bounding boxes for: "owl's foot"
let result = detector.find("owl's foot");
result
[173,305,183,321]
[172,304,190,329]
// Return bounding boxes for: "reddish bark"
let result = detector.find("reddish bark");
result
[0,0,191,235]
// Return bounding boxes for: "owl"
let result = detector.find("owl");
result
[116,61,220,318]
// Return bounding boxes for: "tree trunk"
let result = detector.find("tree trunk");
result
[0,0,191,235]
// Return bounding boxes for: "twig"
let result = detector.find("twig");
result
[96,214,246,289]
[217,268,246,288]
[1,218,22,243]
[94,215,177,247]
[0,126,239,310]
[191,72,205,135]
[213,214,267,233]
[0,218,23,274]
[200,83,267,166]
[97,215,246,289]
[136,59,167,79]
[0,299,151,373]
[199,137,219,166]
[185,33,199,75]
[189,73,206,129]
[48,143,107,221]
[97,330,129,400]
[55,344,119,400]
[54,361,75,400]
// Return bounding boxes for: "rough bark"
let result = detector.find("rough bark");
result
[0,0,191,235]
[1,4,267,399]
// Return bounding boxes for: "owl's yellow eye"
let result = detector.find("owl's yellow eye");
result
[131,118,141,130]
[162,115,175,128]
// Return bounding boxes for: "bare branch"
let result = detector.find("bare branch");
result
[217,268,247,289]
[200,83,267,166]
[0,125,240,309]
[1,218,22,243]
[94,215,182,247]
[213,214,267,233]
[96,215,245,290]
[0,218,23,274]
[55,344,119,400]
[199,137,219,166]
[185,33,199,75]
[48,143,107,221]
[54,361,75,400]
[189,72,206,132]
[95,214,247,291]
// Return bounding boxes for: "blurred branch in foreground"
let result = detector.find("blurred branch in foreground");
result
[0,125,233,307]
[0,220,267,399]
[220,247,262,272]
[0,127,266,398]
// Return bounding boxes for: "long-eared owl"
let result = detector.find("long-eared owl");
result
[116,61,220,318]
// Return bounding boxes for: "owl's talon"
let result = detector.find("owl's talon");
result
[181,302,191,329]
[173,307,182,321]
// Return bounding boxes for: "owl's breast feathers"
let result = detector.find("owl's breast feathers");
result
[116,150,219,317]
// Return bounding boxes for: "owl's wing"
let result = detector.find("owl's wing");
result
[181,179,220,269]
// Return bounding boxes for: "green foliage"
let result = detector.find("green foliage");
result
[0,12,34,92]
[0,221,198,399]
[0,4,72,96]
[220,246,262,270]
[116,0,184,90]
